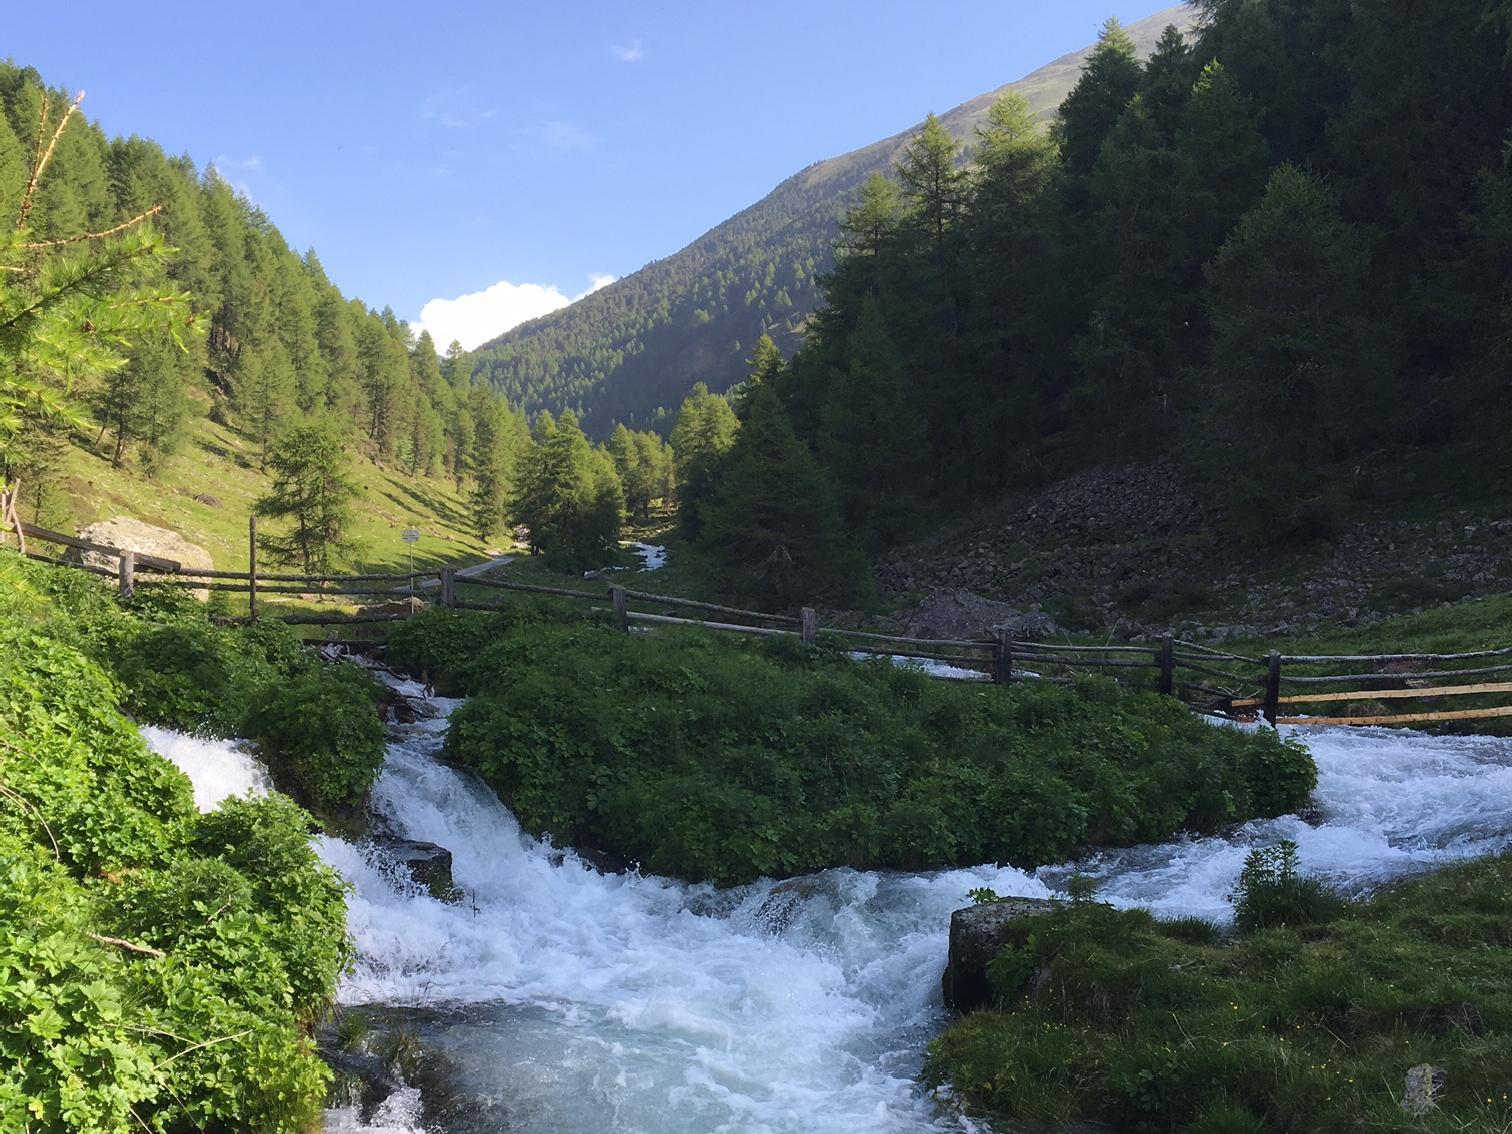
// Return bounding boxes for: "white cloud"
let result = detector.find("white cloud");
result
[419,87,497,130]
[540,120,592,151]
[611,39,645,62]
[412,274,618,351]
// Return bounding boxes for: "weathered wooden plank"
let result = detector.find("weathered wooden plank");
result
[1276,705,1512,727]
[623,610,795,637]
[1279,647,1512,664]
[461,576,604,600]
[277,610,416,625]
[1282,661,1512,685]
[21,521,180,572]
[1232,680,1512,709]
[829,627,991,649]
[618,587,801,625]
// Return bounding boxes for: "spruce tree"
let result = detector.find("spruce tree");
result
[700,382,862,606]
[1053,17,1144,181]
[254,421,360,574]
[670,383,739,538]
[1200,165,1390,537]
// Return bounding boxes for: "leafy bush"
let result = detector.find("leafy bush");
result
[1,558,389,820]
[246,667,386,813]
[927,854,1512,1134]
[1232,840,1345,931]
[420,609,1315,884]
[0,582,348,1133]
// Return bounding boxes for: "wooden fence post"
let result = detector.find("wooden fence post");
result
[1264,650,1282,725]
[993,628,1013,684]
[611,585,629,632]
[248,516,258,620]
[1158,635,1175,696]
[117,550,135,599]
[440,568,457,608]
[801,607,818,645]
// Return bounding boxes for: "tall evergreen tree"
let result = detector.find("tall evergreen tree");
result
[1053,17,1144,181]
[254,421,361,573]
[1199,165,1391,537]
[700,382,863,607]
[670,383,739,538]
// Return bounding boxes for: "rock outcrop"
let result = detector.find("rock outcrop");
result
[384,839,461,903]
[941,897,1061,1013]
[71,517,214,598]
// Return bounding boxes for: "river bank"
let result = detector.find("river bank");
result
[142,658,1512,1133]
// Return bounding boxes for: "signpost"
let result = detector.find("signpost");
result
[402,527,419,592]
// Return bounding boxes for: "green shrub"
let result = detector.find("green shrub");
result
[0,580,348,1133]
[1232,841,1345,932]
[927,854,1512,1134]
[246,666,386,813]
[420,609,1315,885]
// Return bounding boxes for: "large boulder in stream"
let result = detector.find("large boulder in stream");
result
[941,897,1062,1013]
[384,839,461,903]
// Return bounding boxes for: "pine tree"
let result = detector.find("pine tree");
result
[254,421,361,573]
[670,383,739,538]
[0,91,195,471]
[817,297,924,541]
[468,396,511,541]
[700,382,862,607]
[1199,165,1391,537]
[897,114,966,264]
[1053,17,1144,181]
[93,332,191,471]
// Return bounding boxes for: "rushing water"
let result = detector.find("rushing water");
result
[143,679,1512,1134]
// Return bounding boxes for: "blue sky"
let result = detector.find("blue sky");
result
[7,1,1172,347]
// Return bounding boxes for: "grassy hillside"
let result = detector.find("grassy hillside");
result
[465,6,1196,438]
[33,385,491,574]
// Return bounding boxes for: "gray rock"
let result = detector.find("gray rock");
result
[383,839,460,902]
[1401,1064,1446,1117]
[70,516,215,600]
[905,588,1061,643]
[941,897,1061,1013]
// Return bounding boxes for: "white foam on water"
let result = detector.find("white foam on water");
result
[632,542,668,570]
[323,1087,425,1134]
[1042,723,1512,922]
[140,725,271,812]
[195,666,1500,1133]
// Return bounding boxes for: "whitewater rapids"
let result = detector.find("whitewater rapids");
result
[144,680,1512,1134]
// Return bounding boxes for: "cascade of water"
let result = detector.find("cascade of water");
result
[139,679,1512,1134]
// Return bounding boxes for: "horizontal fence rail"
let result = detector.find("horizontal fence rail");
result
[9,514,1512,730]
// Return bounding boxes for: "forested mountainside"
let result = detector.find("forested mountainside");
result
[674,0,1512,607]
[465,6,1195,437]
[0,61,527,554]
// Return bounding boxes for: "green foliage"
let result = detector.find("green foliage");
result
[0,63,519,532]
[698,381,867,607]
[409,607,1313,885]
[1232,840,1346,932]
[0,568,350,1131]
[246,667,385,813]
[254,419,362,574]
[928,853,1512,1134]
[510,409,624,571]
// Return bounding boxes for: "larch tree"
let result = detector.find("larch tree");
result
[254,420,361,574]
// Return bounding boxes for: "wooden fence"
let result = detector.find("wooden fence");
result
[7,516,1512,730]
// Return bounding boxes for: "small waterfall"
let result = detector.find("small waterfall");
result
[139,725,271,812]
[139,676,1512,1133]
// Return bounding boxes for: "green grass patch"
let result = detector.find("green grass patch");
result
[388,606,1314,885]
[927,853,1512,1134]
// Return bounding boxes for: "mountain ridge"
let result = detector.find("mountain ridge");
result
[467,5,1199,437]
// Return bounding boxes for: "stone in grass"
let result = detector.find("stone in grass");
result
[941,897,1062,1013]
[1401,1064,1446,1117]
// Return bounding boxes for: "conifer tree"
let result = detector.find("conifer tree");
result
[818,296,924,542]
[254,420,360,573]
[670,383,739,538]
[1199,165,1389,537]
[700,382,862,607]
[1053,17,1144,181]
